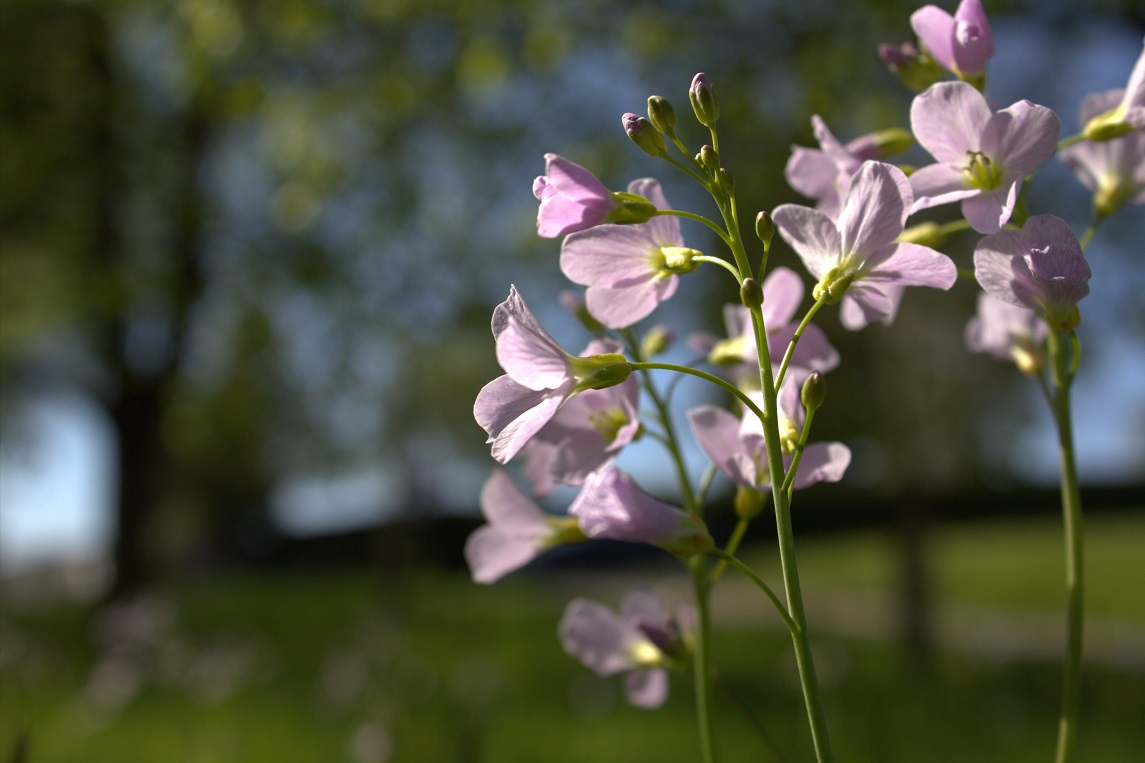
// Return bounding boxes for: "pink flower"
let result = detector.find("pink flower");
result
[1060,89,1145,218]
[973,215,1091,332]
[965,293,1047,375]
[688,381,850,491]
[772,161,958,329]
[689,267,839,382]
[559,588,695,709]
[910,0,994,81]
[521,339,642,497]
[464,471,585,584]
[560,179,696,329]
[785,116,882,220]
[533,153,619,238]
[909,82,1060,233]
[1082,45,1145,139]
[474,286,629,463]
[568,468,713,558]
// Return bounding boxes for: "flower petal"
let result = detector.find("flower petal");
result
[771,204,841,279]
[838,162,910,257]
[909,163,976,213]
[982,101,1061,179]
[911,81,991,162]
[474,375,571,463]
[864,243,958,289]
[559,599,642,676]
[911,6,957,72]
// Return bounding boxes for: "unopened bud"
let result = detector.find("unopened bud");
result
[878,41,944,92]
[623,112,667,157]
[800,371,826,411]
[699,145,719,168]
[640,325,675,358]
[689,72,719,126]
[646,96,677,135]
[740,277,763,309]
[866,127,914,157]
[755,211,775,248]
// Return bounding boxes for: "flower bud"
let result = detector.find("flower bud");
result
[698,145,719,168]
[646,95,676,135]
[866,127,914,157]
[740,277,763,310]
[577,361,634,391]
[689,72,719,126]
[734,485,766,520]
[640,325,675,358]
[623,112,667,157]
[800,371,826,411]
[755,211,775,249]
[878,41,944,92]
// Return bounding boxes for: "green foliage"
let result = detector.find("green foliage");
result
[2,515,1143,762]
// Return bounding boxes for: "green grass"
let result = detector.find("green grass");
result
[1,513,1142,762]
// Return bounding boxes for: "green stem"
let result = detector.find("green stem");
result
[1057,133,1085,151]
[662,152,712,188]
[657,209,734,245]
[629,361,767,429]
[694,255,743,282]
[1048,330,1085,763]
[707,165,833,759]
[691,559,718,763]
[710,515,754,585]
[774,298,827,391]
[780,406,817,495]
[710,550,798,634]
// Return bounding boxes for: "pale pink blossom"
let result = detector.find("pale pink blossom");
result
[910,0,994,80]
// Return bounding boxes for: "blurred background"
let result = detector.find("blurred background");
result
[1,0,1143,761]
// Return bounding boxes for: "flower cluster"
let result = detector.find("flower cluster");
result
[467,1,1137,750]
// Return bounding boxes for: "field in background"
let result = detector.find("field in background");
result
[2,513,1142,762]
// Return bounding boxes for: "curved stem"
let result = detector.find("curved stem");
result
[1048,330,1085,763]
[710,514,756,585]
[694,254,743,282]
[780,406,817,495]
[629,361,767,428]
[774,297,827,391]
[657,209,734,245]
[710,550,798,634]
[662,152,712,188]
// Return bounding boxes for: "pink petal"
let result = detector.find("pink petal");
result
[585,276,677,329]
[493,286,571,389]
[627,178,681,246]
[910,6,957,72]
[624,668,669,709]
[911,82,991,162]
[771,204,841,279]
[559,599,641,676]
[839,283,900,329]
[790,442,851,489]
[474,375,571,463]
[960,184,1017,234]
[909,163,976,213]
[759,266,806,326]
[838,162,910,257]
[982,101,1061,179]
[865,243,958,289]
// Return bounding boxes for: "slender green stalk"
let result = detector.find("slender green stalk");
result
[710,514,756,585]
[1048,329,1085,763]
[703,148,833,760]
[691,559,718,763]
[629,361,767,428]
[694,254,743,281]
[774,297,827,391]
[1057,133,1085,151]
[710,550,797,634]
[657,208,735,244]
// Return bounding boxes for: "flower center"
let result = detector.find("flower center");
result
[587,407,631,443]
[962,150,1003,190]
